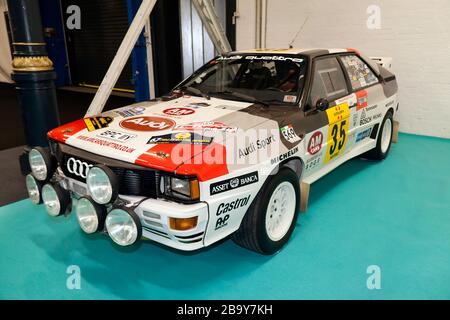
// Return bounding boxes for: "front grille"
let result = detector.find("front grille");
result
[57,143,158,198]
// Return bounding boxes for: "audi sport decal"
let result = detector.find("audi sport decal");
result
[76,135,136,153]
[83,116,113,132]
[238,136,276,159]
[174,121,237,133]
[147,132,213,145]
[163,108,195,116]
[308,131,323,155]
[66,157,93,179]
[119,116,176,132]
[98,130,136,142]
[210,171,259,195]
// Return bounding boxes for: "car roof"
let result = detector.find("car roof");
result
[228,48,357,58]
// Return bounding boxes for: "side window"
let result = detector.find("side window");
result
[340,55,378,90]
[309,57,348,108]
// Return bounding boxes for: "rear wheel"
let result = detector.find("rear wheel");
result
[365,111,393,160]
[232,168,300,255]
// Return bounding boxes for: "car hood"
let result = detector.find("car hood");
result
[48,96,282,180]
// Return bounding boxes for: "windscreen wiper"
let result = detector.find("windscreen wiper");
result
[182,86,210,100]
[208,90,269,107]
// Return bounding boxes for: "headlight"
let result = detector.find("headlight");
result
[25,174,42,204]
[42,183,70,217]
[29,147,54,181]
[105,207,142,246]
[76,197,106,234]
[86,165,118,204]
[162,175,200,201]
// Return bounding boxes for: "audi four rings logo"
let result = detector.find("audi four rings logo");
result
[66,158,93,178]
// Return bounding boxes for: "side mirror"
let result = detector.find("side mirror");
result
[316,98,329,111]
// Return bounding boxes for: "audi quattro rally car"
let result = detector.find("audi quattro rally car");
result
[25,48,398,254]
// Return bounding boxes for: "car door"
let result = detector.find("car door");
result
[302,55,356,178]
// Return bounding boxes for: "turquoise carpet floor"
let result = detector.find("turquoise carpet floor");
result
[0,133,449,299]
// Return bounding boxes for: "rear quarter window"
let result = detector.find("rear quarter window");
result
[340,55,378,90]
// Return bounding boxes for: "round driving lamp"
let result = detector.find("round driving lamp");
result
[86,165,118,205]
[105,207,142,246]
[75,196,107,234]
[42,183,70,217]
[28,147,55,181]
[25,174,42,205]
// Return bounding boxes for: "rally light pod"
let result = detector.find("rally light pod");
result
[86,165,119,205]
[105,207,142,246]
[28,147,56,181]
[42,183,71,217]
[25,174,42,205]
[76,196,107,234]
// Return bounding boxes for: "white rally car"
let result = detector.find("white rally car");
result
[24,48,398,254]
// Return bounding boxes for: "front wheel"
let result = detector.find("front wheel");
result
[364,111,393,160]
[232,168,300,255]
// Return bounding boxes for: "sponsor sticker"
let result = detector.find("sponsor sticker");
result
[280,124,301,143]
[163,108,195,116]
[76,135,136,153]
[283,95,297,103]
[83,116,113,132]
[215,195,251,230]
[360,109,372,126]
[307,131,323,155]
[356,90,368,110]
[356,127,372,142]
[120,116,175,132]
[271,146,299,165]
[189,102,210,108]
[174,121,237,133]
[98,129,136,142]
[305,153,322,171]
[325,103,350,163]
[210,171,259,195]
[115,106,146,118]
[238,136,276,158]
[147,132,213,145]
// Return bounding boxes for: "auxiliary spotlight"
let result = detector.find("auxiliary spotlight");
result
[75,196,107,234]
[105,207,142,246]
[42,183,71,217]
[86,165,119,205]
[28,147,55,181]
[25,174,42,205]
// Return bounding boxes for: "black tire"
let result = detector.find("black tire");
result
[232,168,300,255]
[364,111,394,160]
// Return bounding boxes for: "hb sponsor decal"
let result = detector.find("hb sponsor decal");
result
[356,90,368,110]
[210,171,259,195]
[83,116,113,132]
[308,131,323,155]
[215,195,251,230]
[148,132,213,145]
[120,116,175,132]
[163,108,195,116]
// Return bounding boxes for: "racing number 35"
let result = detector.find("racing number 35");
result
[325,103,350,163]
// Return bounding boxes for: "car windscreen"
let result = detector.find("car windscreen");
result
[176,54,307,105]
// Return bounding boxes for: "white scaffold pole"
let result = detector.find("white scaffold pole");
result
[85,0,157,117]
[192,0,232,55]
